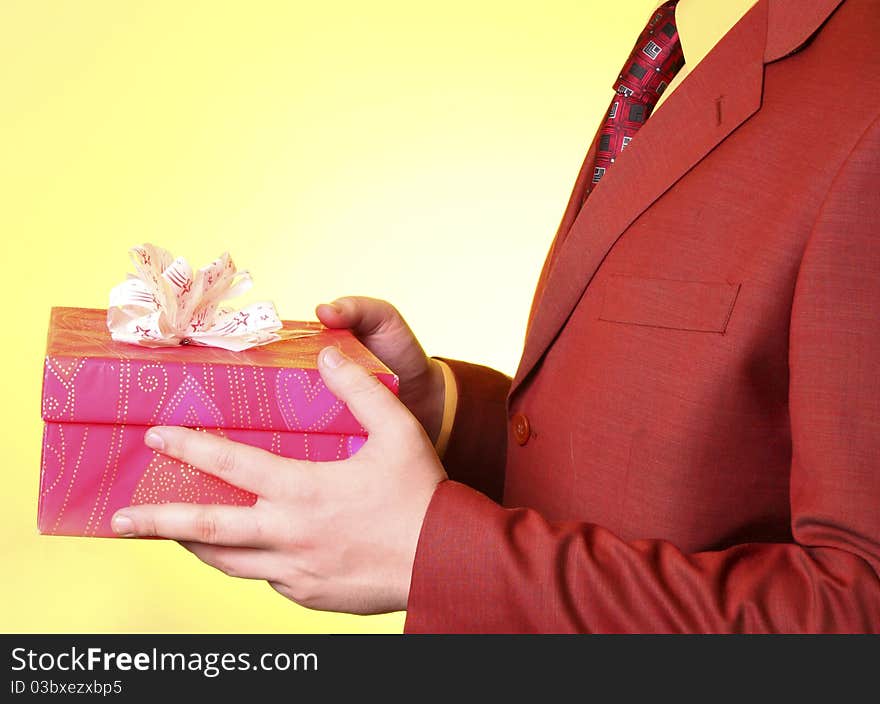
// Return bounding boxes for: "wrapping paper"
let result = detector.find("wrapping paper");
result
[44,308,397,434]
[39,307,398,538]
[39,423,365,537]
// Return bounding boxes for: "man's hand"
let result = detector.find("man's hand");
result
[110,346,447,615]
[316,297,446,444]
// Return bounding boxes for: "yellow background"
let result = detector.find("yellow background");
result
[2,0,655,633]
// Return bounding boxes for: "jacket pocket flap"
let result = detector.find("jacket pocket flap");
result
[600,275,741,333]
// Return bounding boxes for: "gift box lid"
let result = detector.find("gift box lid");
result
[42,307,398,435]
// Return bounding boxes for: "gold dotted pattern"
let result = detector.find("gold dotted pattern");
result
[131,430,255,507]
[227,366,253,429]
[227,365,241,427]
[85,359,129,535]
[40,422,66,498]
[137,362,169,424]
[42,348,370,533]
[253,366,271,429]
[49,425,89,535]
[42,357,86,420]
[203,363,215,398]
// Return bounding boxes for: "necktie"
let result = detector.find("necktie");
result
[582,1,685,203]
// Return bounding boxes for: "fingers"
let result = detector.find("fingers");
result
[111,503,270,546]
[315,296,399,337]
[317,346,411,437]
[315,301,349,328]
[315,297,432,383]
[143,427,281,496]
[180,542,277,580]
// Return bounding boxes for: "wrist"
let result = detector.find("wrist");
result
[421,358,447,445]
[398,358,446,445]
[430,359,456,458]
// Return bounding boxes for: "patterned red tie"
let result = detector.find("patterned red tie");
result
[582,1,684,202]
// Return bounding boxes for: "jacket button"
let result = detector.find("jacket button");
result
[512,412,531,446]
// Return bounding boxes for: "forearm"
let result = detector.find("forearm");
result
[406,481,880,633]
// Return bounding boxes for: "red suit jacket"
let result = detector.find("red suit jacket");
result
[404,0,880,632]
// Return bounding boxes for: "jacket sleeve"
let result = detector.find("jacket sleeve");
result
[432,358,511,503]
[404,114,880,633]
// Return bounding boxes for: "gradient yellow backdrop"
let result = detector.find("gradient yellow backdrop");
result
[2,1,656,632]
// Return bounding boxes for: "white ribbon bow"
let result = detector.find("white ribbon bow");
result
[107,244,288,352]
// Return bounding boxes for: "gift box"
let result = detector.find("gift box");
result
[39,307,398,537]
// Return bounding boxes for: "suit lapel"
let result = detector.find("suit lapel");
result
[512,0,846,399]
[511,0,772,397]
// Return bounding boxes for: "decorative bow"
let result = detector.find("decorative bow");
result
[107,244,301,352]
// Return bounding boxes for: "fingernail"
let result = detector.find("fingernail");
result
[319,302,342,315]
[321,346,345,368]
[144,429,165,451]
[111,513,135,536]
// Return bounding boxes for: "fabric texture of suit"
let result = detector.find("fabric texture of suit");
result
[404,0,880,632]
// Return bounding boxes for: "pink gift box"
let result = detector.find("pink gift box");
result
[39,307,398,537]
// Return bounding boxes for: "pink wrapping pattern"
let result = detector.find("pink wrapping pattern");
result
[39,307,393,538]
[42,308,398,434]
[39,423,366,538]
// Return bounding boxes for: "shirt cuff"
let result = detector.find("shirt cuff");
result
[432,358,458,460]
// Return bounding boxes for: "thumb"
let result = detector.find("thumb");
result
[315,297,430,383]
[318,346,404,436]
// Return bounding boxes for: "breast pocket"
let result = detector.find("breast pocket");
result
[599,275,741,333]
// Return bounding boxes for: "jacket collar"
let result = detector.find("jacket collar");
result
[765,0,844,62]
[509,0,844,399]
